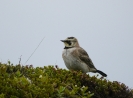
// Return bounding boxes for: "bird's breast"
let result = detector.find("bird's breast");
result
[62,48,90,73]
[62,48,78,69]
[62,48,76,61]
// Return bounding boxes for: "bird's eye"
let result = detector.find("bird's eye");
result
[66,41,71,45]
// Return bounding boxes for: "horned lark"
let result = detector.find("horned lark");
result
[61,37,107,77]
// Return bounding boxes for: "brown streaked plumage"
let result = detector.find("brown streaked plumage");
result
[61,37,107,77]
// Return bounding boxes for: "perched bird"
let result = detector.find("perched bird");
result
[61,37,107,77]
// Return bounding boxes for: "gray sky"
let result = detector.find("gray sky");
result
[0,1,133,88]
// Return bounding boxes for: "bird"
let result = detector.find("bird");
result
[61,37,107,77]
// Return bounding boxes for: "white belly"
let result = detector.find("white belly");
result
[62,48,90,73]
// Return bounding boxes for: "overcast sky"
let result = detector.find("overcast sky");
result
[0,1,133,88]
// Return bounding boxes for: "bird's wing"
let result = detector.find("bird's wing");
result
[75,47,96,69]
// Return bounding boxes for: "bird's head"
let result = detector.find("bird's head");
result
[61,37,79,48]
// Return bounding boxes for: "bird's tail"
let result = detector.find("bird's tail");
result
[96,70,107,77]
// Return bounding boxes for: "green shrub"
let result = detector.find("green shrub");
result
[0,62,133,98]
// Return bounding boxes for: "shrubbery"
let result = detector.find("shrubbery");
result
[0,62,133,98]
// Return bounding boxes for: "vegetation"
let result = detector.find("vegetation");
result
[0,62,133,98]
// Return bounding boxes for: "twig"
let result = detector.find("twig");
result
[24,36,45,65]
[19,55,22,65]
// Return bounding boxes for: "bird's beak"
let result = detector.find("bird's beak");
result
[60,40,66,42]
